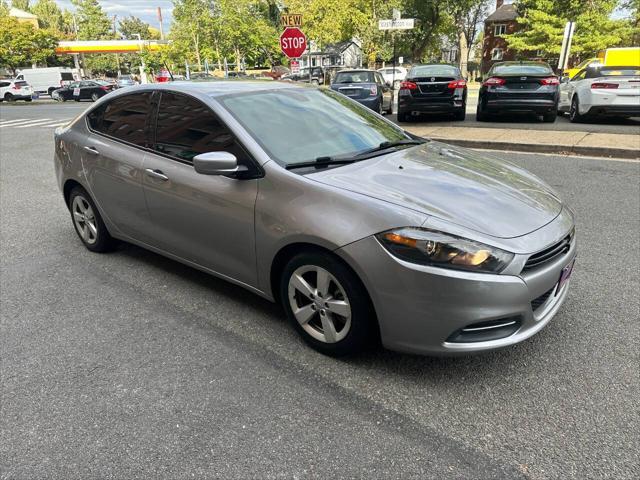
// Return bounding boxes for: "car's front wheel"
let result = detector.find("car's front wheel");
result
[281,251,376,356]
[91,93,100,102]
[69,186,116,253]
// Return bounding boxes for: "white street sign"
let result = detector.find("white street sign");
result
[378,18,415,30]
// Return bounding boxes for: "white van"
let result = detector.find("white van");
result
[15,67,79,96]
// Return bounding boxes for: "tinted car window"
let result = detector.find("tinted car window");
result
[410,65,459,77]
[490,64,553,75]
[14,81,28,87]
[0,82,9,87]
[587,67,640,77]
[334,71,375,83]
[154,91,247,163]
[88,92,152,147]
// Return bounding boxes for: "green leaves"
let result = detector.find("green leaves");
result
[0,15,58,74]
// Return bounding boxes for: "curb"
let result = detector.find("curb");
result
[422,137,640,160]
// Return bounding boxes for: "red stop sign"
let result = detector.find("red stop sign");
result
[280,27,307,59]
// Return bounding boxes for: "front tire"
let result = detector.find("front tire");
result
[280,251,376,356]
[69,187,116,253]
[91,93,100,102]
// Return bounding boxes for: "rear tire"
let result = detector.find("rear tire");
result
[69,186,116,253]
[542,110,557,122]
[454,106,466,121]
[397,111,410,122]
[280,251,376,357]
[476,101,489,121]
[4,93,14,102]
[569,96,586,123]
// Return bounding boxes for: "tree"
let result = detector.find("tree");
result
[400,0,452,61]
[71,0,112,41]
[449,0,490,76]
[0,15,58,74]
[119,16,154,40]
[504,0,630,61]
[31,0,64,32]
[11,0,30,11]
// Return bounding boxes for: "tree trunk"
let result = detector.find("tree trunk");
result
[459,30,468,78]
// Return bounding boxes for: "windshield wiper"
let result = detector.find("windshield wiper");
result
[285,139,427,171]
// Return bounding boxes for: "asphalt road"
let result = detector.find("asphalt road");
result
[1,103,639,479]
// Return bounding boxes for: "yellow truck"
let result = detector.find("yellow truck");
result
[597,47,640,66]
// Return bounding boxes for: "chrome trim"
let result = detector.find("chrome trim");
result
[461,320,517,332]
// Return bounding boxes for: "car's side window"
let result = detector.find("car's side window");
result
[0,82,9,88]
[88,92,152,147]
[572,70,586,82]
[153,91,250,165]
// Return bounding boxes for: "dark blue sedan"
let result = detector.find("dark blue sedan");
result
[330,69,392,114]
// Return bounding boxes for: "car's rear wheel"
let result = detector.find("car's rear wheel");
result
[69,187,116,253]
[397,111,410,122]
[569,96,586,123]
[542,110,557,122]
[281,251,376,356]
[454,104,466,121]
[4,93,14,102]
[476,101,489,121]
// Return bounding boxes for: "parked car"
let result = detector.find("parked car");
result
[51,80,115,102]
[397,64,467,122]
[377,66,407,88]
[261,66,290,80]
[558,65,640,122]
[0,79,33,102]
[54,82,576,357]
[116,75,137,88]
[283,66,325,85]
[330,69,392,114]
[227,71,249,79]
[477,61,559,122]
[14,67,77,96]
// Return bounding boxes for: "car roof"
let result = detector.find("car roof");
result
[113,80,310,98]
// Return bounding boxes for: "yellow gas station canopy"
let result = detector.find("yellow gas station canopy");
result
[56,40,166,55]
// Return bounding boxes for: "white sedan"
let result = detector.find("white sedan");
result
[377,66,407,88]
[558,65,640,122]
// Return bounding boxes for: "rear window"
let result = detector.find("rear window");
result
[591,67,640,77]
[410,65,459,77]
[491,64,553,75]
[14,81,28,87]
[334,71,375,83]
[61,72,74,80]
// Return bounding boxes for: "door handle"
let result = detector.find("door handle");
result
[145,168,169,181]
[83,146,99,155]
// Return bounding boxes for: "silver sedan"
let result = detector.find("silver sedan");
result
[54,81,576,356]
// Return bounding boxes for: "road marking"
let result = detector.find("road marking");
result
[0,118,36,126]
[42,122,70,128]
[13,119,67,128]
[0,118,52,127]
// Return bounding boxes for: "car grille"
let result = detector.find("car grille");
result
[531,287,555,311]
[523,230,573,271]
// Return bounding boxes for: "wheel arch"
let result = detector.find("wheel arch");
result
[269,241,381,340]
[63,178,84,209]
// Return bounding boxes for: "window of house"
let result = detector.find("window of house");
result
[491,48,504,61]
[494,24,507,36]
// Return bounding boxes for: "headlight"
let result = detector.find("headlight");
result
[376,228,514,273]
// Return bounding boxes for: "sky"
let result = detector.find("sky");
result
[55,0,174,31]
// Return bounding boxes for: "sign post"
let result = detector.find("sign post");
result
[558,21,576,72]
[378,12,415,109]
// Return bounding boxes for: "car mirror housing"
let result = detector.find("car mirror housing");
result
[561,76,570,84]
[193,151,240,176]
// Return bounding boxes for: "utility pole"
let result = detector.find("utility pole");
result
[113,15,121,76]
[135,34,148,84]
[157,7,164,40]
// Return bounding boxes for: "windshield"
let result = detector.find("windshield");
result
[491,64,553,75]
[334,71,375,83]
[61,72,74,80]
[220,88,408,166]
[411,65,459,77]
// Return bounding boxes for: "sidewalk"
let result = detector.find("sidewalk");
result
[404,125,640,159]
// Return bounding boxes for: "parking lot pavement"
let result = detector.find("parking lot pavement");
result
[1,103,639,479]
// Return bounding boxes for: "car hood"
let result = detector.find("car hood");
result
[307,141,562,238]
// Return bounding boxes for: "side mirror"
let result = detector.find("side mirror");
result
[561,76,570,84]
[193,151,240,176]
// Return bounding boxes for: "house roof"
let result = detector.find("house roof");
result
[9,7,38,19]
[486,4,517,22]
[314,40,359,56]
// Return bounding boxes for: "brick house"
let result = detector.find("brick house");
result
[481,1,519,73]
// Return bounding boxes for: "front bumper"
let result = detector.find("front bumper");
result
[337,218,576,355]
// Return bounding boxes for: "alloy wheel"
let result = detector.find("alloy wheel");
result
[71,195,98,245]
[287,265,352,344]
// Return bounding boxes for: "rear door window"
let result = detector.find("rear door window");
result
[88,92,152,147]
[152,91,249,164]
